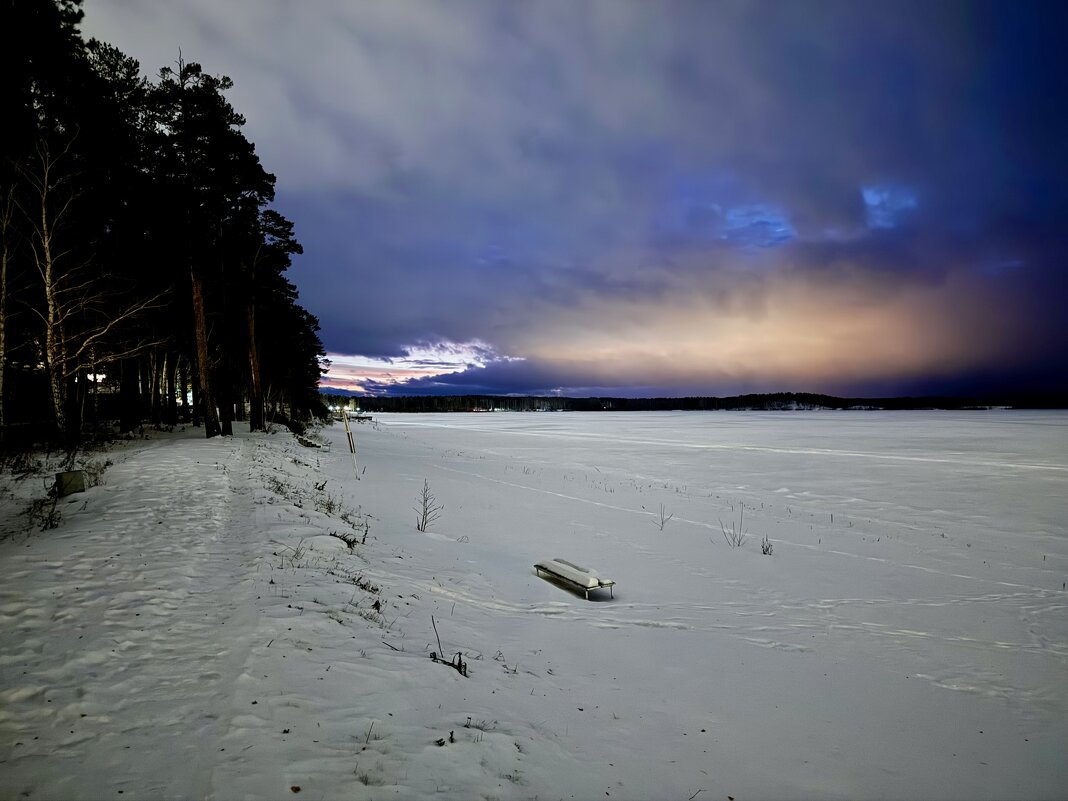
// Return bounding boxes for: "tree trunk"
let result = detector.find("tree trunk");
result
[69,371,85,443]
[45,312,66,436]
[140,356,152,421]
[149,350,162,425]
[88,357,99,431]
[40,190,67,438]
[0,188,11,436]
[0,262,6,438]
[178,357,189,423]
[164,353,178,425]
[191,363,201,428]
[190,269,220,437]
[119,357,140,432]
[246,303,264,431]
[25,144,76,442]
[218,361,233,436]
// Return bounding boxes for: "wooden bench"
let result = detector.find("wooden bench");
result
[534,558,615,599]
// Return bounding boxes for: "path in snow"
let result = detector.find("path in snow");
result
[0,434,263,799]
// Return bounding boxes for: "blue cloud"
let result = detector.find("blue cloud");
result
[862,185,919,230]
[653,171,796,248]
[719,204,796,247]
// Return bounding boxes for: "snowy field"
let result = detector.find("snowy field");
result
[1,410,1066,799]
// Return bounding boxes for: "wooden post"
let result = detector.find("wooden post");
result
[341,408,360,480]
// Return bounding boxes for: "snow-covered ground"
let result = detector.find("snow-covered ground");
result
[2,411,1066,800]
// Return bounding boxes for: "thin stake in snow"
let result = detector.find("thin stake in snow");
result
[432,615,444,657]
[430,615,467,676]
[341,409,360,480]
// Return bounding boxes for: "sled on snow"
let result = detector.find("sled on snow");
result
[534,558,615,600]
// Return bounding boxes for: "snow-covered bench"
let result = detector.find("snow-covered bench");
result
[534,558,615,600]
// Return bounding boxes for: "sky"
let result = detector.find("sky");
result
[81,0,1068,398]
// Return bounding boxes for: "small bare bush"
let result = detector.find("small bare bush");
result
[761,535,773,555]
[652,503,674,531]
[413,479,443,532]
[25,495,61,531]
[265,474,289,496]
[719,505,748,549]
[315,491,342,516]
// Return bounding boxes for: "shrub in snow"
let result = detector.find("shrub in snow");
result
[414,478,443,532]
[719,505,748,549]
[652,503,674,531]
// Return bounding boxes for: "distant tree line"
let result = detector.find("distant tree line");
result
[1,0,326,446]
[322,391,1063,413]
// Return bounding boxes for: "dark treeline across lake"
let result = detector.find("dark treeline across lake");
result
[323,391,1067,413]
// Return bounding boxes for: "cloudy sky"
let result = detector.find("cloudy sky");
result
[83,0,1067,398]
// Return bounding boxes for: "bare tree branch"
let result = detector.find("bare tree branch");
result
[68,290,167,367]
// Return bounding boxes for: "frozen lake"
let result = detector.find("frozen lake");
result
[378,409,1067,548]
[353,409,1068,798]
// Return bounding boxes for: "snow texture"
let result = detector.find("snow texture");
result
[1,410,1066,799]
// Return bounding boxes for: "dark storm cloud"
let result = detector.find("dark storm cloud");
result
[82,0,1068,396]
